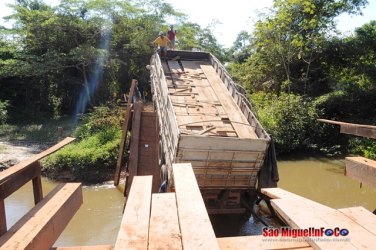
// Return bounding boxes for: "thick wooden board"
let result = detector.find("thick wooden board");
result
[51,245,114,250]
[125,103,143,196]
[345,157,376,188]
[217,235,313,250]
[114,176,152,250]
[149,193,182,250]
[172,163,220,250]
[271,197,376,249]
[114,79,138,185]
[0,183,83,250]
[137,111,160,193]
[200,64,256,138]
[339,206,376,236]
[317,119,376,139]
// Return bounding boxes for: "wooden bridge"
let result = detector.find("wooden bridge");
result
[0,130,375,249]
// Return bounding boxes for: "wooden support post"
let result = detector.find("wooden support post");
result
[0,199,6,236]
[0,183,83,250]
[114,79,138,186]
[124,102,143,197]
[32,161,43,204]
[173,163,220,250]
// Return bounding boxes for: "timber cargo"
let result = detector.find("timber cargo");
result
[150,50,270,213]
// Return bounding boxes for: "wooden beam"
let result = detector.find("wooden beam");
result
[173,163,220,250]
[114,79,138,186]
[149,193,182,250]
[0,183,83,250]
[124,102,143,197]
[339,206,376,236]
[317,119,376,139]
[345,157,376,188]
[51,245,114,250]
[217,235,313,250]
[269,192,376,250]
[115,176,152,250]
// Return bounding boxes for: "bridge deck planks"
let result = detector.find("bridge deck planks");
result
[0,183,82,250]
[114,176,153,250]
[173,163,220,250]
[148,193,182,250]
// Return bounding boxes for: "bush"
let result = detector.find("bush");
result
[349,138,376,160]
[251,92,322,154]
[42,104,124,182]
[0,100,9,124]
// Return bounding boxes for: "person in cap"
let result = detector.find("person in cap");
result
[167,25,176,50]
[152,31,171,60]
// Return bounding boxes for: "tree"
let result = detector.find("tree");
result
[233,0,368,95]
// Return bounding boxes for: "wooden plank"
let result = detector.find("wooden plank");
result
[217,235,313,250]
[345,157,376,188]
[149,193,182,250]
[271,197,376,250]
[0,137,75,184]
[115,176,152,250]
[125,102,143,197]
[339,206,376,236]
[114,79,138,186]
[200,64,256,139]
[51,245,114,250]
[317,119,376,139]
[173,163,220,250]
[179,135,268,152]
[0,183,83,250]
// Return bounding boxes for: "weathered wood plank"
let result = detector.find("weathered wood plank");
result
[271,197,376,250]
[114,176,152,250]
[173,163,220,250]
[345,157,376,188]
[51,245,114,250]
[149,193,182,250]
[200,64,256,139]
[0,183,83,250]
[339,206,376,236]
[317,119,376,139]
[125,102,143,196]
[217,235,313,250]
[114,79,138,185]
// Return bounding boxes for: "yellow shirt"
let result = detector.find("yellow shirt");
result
[153,36,170,47]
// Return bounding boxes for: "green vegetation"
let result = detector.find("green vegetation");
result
[1,0,375,182]
[227,0,375,158]
[42,104,123,182]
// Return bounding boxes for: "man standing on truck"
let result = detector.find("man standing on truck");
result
[167,25,176,50]
[152,31,171,61]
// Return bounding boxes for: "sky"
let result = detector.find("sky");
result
[0,0,375,48]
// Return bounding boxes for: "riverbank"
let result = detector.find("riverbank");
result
[0,140,120,184]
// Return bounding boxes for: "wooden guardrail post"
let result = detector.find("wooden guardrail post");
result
[114,79,138,186]
[31,161,43,204]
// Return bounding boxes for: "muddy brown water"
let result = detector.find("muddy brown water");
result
[4,157,376,246]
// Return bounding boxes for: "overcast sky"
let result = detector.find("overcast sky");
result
[1,0,375,47]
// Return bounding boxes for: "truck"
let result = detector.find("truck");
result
[149,50,270,213]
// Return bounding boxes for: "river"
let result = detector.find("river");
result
[4,157,376,246]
